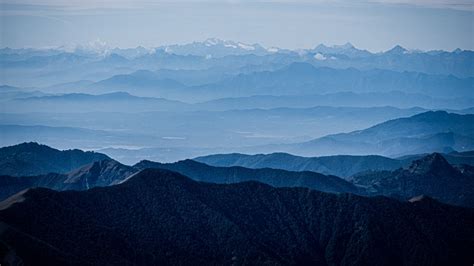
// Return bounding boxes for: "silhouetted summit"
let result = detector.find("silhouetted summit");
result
[0,142,110,176]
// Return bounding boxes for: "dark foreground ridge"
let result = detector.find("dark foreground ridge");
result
[1,168,473,265]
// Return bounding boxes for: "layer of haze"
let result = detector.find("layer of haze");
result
[1,0,473,51]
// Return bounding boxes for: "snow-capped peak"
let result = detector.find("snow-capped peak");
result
[202,38,258,51]
[267,47,279,53]
[237,42,256,51]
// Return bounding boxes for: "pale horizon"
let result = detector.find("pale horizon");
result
[1,38,471,54]
[1,0,473,52]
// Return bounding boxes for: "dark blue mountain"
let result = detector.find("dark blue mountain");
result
[1,168,473,265]
[134,159,361,194]
[0,159,135,201]
[352,153,474,207]
[0,142,109,176]
[195,151,474,178]
[195,153,405,178]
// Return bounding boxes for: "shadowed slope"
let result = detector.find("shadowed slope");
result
[134,159,361,194]
[0,168,473,265]
[352,153,474,207]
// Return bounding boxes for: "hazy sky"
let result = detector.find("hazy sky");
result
[1,0,473,51]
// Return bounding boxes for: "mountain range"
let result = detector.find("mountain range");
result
[1,143,474,207]
[261,111,474,157]
[196,150,474,178]
[61,62,473,102]
[1,168,473,265]
[196,91,474,110]
[0,143,360,200]
[3,92,188,113]
[134,159,361,195]
[1,38,473,265]
[184,63,473,101]
[195,153,408,178]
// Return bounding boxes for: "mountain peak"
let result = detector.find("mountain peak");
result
[412,110,454,122]
[315,42,354,50]
[201,38,258,50]
[65,158,135,187]
[4,142,55,154]
[386,45,408,54]
[0,143,110,177]
[121,168,194,189]
[407,153,454,175]
[334,42,354,49]
[203,38,225,46]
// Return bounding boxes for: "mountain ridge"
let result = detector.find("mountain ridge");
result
[352,153,474,207]
[267,111,474,157]
[0,142,110,176]
[1,168,473,265]
[133,159,361,194]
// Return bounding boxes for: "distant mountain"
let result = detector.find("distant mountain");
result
[307,45,474,78]
[398,150,474,166]
[384,45,409,55]
[0,52,92,69]
[196,151,474,178]
[4,92,189,113]
[89,70,187,97]
[0,159,135,201]
[0,142,109,176]
[159,38,270,57]
[188,63,473,101]
[195,153,406,178]
[0,125,162,151]
[0,85,47,101]
[276,111,474,157]
[134,159,360,194]
[310,43,372,58]
[1,169,473,265]
[1,105,436,159]
[352,153,474,207]
[197,91,474,110]
[3,43,472,89]
[65,62,474,102]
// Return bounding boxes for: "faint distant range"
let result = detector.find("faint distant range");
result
[2,111,467,164]
[1,39,473,162]
[111,111,474,163]
[0,106,433,151]
[1,39,473,88]
[246,111,474,157]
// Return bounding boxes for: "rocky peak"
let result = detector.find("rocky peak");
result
[407,153,455,175]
